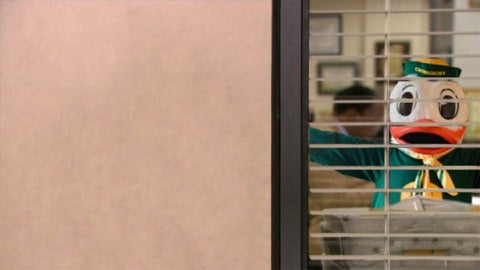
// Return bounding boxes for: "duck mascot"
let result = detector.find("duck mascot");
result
[309,58,480,208]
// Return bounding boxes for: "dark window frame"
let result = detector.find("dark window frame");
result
[272,0,310,269]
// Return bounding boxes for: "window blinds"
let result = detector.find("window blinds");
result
[308,0,480,269]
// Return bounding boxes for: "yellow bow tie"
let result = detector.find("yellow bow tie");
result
[408,151,457,198]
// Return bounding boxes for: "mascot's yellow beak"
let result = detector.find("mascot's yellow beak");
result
[390,120,467,155]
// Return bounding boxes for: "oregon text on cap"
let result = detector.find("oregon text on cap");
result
[403,60,461,78]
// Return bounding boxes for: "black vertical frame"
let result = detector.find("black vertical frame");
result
[272,0,309,269]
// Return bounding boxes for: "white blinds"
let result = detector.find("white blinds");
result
[308,0,480,269]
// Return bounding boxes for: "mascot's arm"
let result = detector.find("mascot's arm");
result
[309,127,383,182]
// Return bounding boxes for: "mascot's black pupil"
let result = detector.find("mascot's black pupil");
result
[439,95,458,120]
[398,92,414,116]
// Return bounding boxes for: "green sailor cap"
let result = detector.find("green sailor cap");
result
[403,58,462,78]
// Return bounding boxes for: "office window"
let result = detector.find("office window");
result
[308,0,479,269]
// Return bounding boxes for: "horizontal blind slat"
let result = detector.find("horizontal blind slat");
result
[310,31,480,37]
[309,165,480,170]
[310,232,480,238]
[310,210,480,216]
[310,255,480,262]
[310,8,480,15]
[309,53,480,60]
[310,188,480,193]
[309,143,480,149]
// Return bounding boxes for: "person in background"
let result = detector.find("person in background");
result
[308,84,383,257]
[331,84,384,140]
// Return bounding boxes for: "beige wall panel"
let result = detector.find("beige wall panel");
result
[0,1,271,269]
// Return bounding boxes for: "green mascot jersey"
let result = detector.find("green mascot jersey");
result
[309,127,480,208]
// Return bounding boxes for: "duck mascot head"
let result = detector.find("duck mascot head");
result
[390,58,467,155]
[389,58,468,200]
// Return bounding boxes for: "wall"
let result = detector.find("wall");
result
[309,0,429,94]
[308,0,365,104]
[454,0,480,88]
[454,0,480,141]
[0,1,271,269]
[308,0,430,121]
[363,0,429,81]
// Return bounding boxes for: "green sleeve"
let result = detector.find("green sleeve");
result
[309,127,384,182]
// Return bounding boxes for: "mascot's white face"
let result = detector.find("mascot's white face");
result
[389,77,469,155]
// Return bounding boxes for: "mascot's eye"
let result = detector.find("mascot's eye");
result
[398,91,415,116]
[439,89,458,120]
